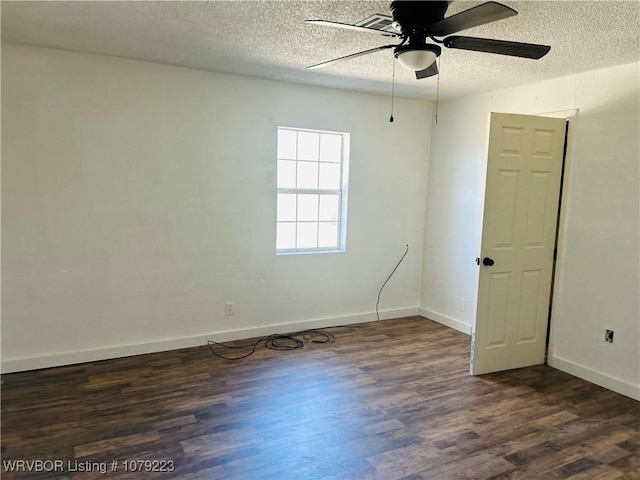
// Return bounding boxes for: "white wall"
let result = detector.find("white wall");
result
[421,62,640,400]
[1,44,433,371]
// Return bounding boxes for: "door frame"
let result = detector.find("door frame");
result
[537,109,579,369]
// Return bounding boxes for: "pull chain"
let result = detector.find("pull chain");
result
[389,58,396,123]
[435,56,441,125]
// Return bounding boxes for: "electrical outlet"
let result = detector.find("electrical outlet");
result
[225,302,234,316]
[604,329,614,343]
[458,298,467,312]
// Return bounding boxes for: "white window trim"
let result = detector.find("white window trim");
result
[276,127,350,255]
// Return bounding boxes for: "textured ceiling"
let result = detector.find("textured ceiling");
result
[2,1,639,100]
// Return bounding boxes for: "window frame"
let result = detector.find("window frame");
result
[276,126,350,255]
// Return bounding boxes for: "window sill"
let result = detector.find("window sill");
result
[276,248,346,256]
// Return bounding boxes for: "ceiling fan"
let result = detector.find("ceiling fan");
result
[306,1,551,79]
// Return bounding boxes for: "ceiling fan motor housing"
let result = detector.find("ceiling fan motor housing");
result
[390,1,449,36]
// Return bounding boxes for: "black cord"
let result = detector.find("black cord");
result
[390,58,396,123]
[207,336,265,360]
[375,244,409,322]
[208,329,335,361]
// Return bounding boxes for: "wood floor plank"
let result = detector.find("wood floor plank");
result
[74,431,161,458]
[1,316,638,479]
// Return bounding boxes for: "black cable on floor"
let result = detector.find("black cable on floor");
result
[208,329,335,361]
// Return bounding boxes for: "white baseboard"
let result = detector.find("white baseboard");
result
[419,307,472,335]
[0,335,210,374]
[549,355,640,401]
[0,307,419,374]
[205,306,419,344]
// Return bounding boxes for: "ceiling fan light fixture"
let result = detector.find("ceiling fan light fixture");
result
[394,44,441,71]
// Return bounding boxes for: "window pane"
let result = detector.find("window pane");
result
[277,193,296,221]
[297,222,318,249]
[318,222,338,248]
[297,161,318,189]
[297,194,319,221]
[277,160,296,188]
[276,222,296,249]
[320,134,342,162]
[319,194,339,221]
[319,162,341,190]
[278,129,297,160]
[297,132,319,161]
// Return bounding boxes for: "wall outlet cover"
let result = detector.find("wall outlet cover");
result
[458,298,467,312]
[604,329,614,343]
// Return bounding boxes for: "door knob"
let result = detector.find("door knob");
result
[482,257,495,266]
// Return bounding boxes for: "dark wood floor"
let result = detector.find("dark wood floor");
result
[2,316,638,479]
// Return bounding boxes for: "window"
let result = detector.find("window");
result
[276,127,349,254]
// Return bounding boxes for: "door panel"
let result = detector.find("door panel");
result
[517,269,542,342]
[471,112,566,375]
[486,272,510,347]
[493,170,519,246]
[525,172,551,245]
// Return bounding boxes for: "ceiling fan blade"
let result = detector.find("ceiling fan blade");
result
[305,20,398,37]
[428,2,517,36]
[415,62,439,80]
[444,36,551,59]
[308,45,396,70]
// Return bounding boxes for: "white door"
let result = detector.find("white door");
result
[471,112,567,375]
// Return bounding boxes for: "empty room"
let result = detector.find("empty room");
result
[1,1,638,479]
